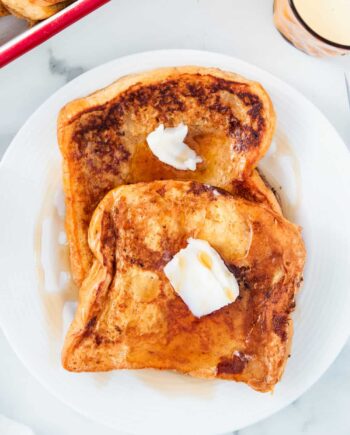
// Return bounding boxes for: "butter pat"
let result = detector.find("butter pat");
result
[164,238,239,317]
[146,123,202,171]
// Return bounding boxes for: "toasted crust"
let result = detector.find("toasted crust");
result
[58,66,276,287]
[0,1,9,16]
[62,180,305,392]
[1,0,70,20]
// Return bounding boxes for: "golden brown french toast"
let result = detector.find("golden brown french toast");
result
[58,66,276,287]
[62,180,305,392]
[0,1,9,16]
[2,0,70,20]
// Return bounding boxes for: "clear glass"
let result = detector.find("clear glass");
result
[273,0,350,57]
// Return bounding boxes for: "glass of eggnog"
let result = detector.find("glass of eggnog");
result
[273,0,350,56]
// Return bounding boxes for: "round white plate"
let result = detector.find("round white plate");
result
[1,50,350,435]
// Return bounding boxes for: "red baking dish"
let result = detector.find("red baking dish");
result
[0,0,110,68]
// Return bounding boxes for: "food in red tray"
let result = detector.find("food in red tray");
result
[0,0,73,22]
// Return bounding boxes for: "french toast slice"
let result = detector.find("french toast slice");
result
[0,1,9,16]
[58,66,276,287]
[62,180,305,392]
[2,0,70,20]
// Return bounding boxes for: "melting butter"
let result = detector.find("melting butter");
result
[146,123,202,171]
[164,238,239,317]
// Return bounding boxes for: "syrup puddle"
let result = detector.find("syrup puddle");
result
[91,372,114,388]
[259,129,302,222]
[135,370,216,399]
[34,167,78,352]
[34,167,112,386]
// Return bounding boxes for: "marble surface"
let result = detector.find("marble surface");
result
[0,0,349,434]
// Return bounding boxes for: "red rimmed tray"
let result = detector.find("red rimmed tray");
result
[0,0,110,68]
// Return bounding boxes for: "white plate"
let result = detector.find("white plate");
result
[0,50,350,435]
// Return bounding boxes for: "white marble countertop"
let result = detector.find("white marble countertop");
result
[0,1,350,434]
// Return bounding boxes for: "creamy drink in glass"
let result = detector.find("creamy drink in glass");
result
[274,0,350,56]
